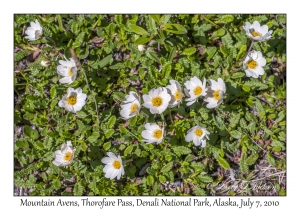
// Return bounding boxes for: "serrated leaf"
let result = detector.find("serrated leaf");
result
[103,142,111,151]
[267,152,276,167]
[230,130,242,139]
[240,153,249,173]
[73,182,83,196]
[245,153,259,166]
[217,156,230,170]
[87,132,100,144]
[236,45,247,61]
[91,54,112,69]
[104,129,114,139]
[119,125,128,134]
[76,111,88,118]
[129,116,137,126]
[206,46,217,61]
[128,24,149,36]
[172,146,191,156]
[107,115,116,129]
[50,86,56,99]
[256,99,266,118]
[161,162,173,174]
[182,47,197,56]
[231,72,245,79]
[146,50,160,63]
[162,23,187,34]
[193,186,206,195]
[220,15,234,23]
[124,145,134,156]
[198,174,213,183]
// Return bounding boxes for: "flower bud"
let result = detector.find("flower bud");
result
[41,59,51,67]
[138,44,145,52]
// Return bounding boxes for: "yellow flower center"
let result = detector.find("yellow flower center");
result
[213,90,221,101]
[193,86,202,96]
[153,129,162,139]
[151,96,163,107]
[68,67,73,77]
[67,96,77,105]
[174,91,181,101]
[247,60,257,69]
[194,129,203,137]
[250,31,262,37]
[113,160,121,169]
[64,152,73,162]
[130,103,138,113]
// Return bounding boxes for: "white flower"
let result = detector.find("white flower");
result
[138,44,145,52]
[243,21,273,42]
[101,152,125,180]
[40,59,51,67]
[185,125,210,147]
[58,87,87,113]
[53,141,76,166]
[25,19,43,41]
[57,56,78,84]
[143,87,171,114]
[166,80,184,108]
[184,76,207,106]
[120,91,141,120]
[142,123,164,144]
[243,50,266,78]
[204,78,226,109]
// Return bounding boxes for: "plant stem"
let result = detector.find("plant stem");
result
[169,109,174,124]
[69,48,100,127]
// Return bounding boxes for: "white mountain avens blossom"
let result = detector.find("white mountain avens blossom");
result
[41,59,51,67]
[185,125,210,147]
[143,87,171,114]
[204,78,226,109]
[243,21,273,42]
[53,141,76,166]
[184,76,207,106]
[57,56,78,84]
[166,80,184,108]
[25,19,43,41]
[101,152,125,180]
[142,123,164,144]
[243,50,266,78]
[120,91,141,120]
[58,88,87,113]
[138,44,145,52]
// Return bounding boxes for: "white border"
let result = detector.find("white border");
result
[2,0,297,209]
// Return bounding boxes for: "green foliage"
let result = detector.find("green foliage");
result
[14,14,286,196]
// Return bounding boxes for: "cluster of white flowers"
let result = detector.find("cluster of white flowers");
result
[23,19,274,181]
[242,21,272,78]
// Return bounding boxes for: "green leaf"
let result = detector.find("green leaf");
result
[91,54,112,69]
[193,186,206,195]
[182,47,197,56]
[128,24,149,36]
[161,162,173,174]
[220,15,234,23]
[198,174,213,183]
[256,99,266,118]
[240,153,249,173]
[24,125,39,140]
[73,182,83,196]
[119,125,128,134]
[245,153,259,166]
[124,145,134,156]
[267,152,276,167]
[107,115,116,129]
[231,72,245,79]
[206,46,217,61]
[50,86,56,99]
[236,45,247,61]
[147,175,154,186]
[88,176,99,194]
[87,132,100,144]
[162,24,187,34]
[146,50,160,63]
[77,45,89,59]
[76,111,88,118]
[162,62,172,78]
[229,130,242,139]
[134,36,152,45]
[103,142,111,151]
[217,156,230,170]
[149,15,160,25]
[172,146,191,156]
[129,116,137,126]
[213,28,226,37]
[104,129,114,139]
